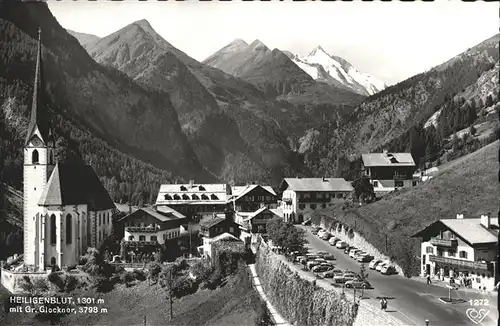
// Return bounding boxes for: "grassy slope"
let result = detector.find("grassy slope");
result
[0,268,264,326]
[313,140,499,272]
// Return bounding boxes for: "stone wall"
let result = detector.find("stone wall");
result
[318,219,404,275]
[1,268,50,294]
[254,235,404,326]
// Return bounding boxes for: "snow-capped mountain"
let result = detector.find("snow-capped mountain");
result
[288,46,387,96]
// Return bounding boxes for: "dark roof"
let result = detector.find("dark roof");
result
[38,163,115,211]
[117,207,186,223]
[200,217,227,229]
[26,28,50,145]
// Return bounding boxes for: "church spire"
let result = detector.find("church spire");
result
[25,27,50,146]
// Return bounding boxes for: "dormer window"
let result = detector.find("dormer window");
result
[164,194,172,200]
[201,194,209,200]
[180,186,187,191]
[192,194,199,200]
[173,194,181,200]
[182,194,190,200]
[32,149,39,164]
[198,186,206,191]
[210,194,219,200]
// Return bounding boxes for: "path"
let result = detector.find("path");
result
[248,264,291,326]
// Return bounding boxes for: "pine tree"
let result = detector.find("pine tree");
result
[485,94,494,108]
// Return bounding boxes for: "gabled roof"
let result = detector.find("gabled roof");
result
[26,28,50,146]
[211,232,241,243]
[117,206,185,223]
[281,178,353,192]
[230,184,277,201]
[361,152,415,167]
[38,163,115,211]
[412,218,499,246]
[200,216,227,229]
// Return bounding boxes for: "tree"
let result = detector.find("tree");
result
[485,94,494,108]
[266,218,307,253]
[469,125,477,136]
[351,176,375,204]
[358,263,369,298]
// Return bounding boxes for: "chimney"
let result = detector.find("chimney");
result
[226,184,232,195]
[323,177,328,182]
[480,214,490,228]
[189,180,194,187]
[456,213,464,219]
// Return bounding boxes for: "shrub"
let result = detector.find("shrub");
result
[204,268,223,290]
[148,262,162,281]
[120,271,135,287]
[132,269,146,281]
[18,276,34,294]
[172,275,197,298]
[32,277,49,293]
[255,302,274,326]
[48,272,65,292]
[67,264,77,271]
[64,275,79,293]
[93,275,114,293]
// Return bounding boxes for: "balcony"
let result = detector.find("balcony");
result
[429,255,490,271]
[393,174,408,180]
[125,226,158,233]
[429,237,458,248]
[124,240,159,247]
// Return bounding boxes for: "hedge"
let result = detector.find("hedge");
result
[255,237,358,326]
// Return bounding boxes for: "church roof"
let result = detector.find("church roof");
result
[26,28,50,145]
[38,163,115,211]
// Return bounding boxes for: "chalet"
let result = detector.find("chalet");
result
[118,207,187,252]
[235,206,283,235]
[229,184,277,212]
[198,209,240,257]
[412,214,499,290]
[199,233,242,259]
[361,151,417,197]
[279,178,353,223]
[155,181,231,222]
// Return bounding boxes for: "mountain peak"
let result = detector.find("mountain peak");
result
[250,39,269,51]
[133,19,152,28]
[229,39,248,47]
[308,45,329,57]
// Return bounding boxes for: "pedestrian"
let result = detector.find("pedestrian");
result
[426,274,431,285]
[382,298,388,311]
[380,298,384,310]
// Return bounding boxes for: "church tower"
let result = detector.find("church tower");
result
[23,28,56,268]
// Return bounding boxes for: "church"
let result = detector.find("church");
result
[23,29,116,271]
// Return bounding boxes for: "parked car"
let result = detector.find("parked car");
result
[344,246,354,254]
[381,265,397,275]
[321,233,332,240]
[311,227,321,235]
[322,269,343,278]
[349,249,362,258]
[376,261,391,272]
[295,255,307,263]
[345,279,372,289]
[302,219,312,226]
[307,259,326,270]
[336,241,349,249]
[333,271,358,283]
[322,254,336,261]
[317,230,327,237]
[369,259,383,270]
[357,255,374,263]
[354,251,367,260]
[312,265,333,273]
[328,237,338,246]
[316,251,330,257]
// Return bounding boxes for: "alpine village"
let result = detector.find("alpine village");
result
[0,3,499,326]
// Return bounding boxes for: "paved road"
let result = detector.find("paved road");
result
[299,226,498,326]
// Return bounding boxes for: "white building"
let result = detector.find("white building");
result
[412,214,499,291]
[22,30,116,271]
[119,207,186,247]
[278,178,353,223]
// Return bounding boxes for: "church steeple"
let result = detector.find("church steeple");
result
[25,27,50,146]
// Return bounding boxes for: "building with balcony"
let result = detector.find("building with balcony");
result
[278,178,353,223]
[361,151,417,197]
[155,181,231,223]
[198,209,240,257]
[235,206,283,240]
[229,184,277,212]
[412,213,499,290]
[118,207,187,252]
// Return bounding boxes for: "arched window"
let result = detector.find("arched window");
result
[66,214,72,244]
[50,214,56,244]
[32,150,39,164]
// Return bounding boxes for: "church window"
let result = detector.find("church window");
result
[50,214,56,244]
[66,214,72,244]
[32,150,39,164]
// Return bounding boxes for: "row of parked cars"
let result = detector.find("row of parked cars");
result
[294,250,371,289]
[312,226,397,275]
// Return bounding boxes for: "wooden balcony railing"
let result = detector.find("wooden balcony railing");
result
[429,255,490,271]
[125,227,158,233]
[125,240,159,247]
[429,237,458,248]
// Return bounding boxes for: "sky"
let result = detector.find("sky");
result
[48,1,498,86]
